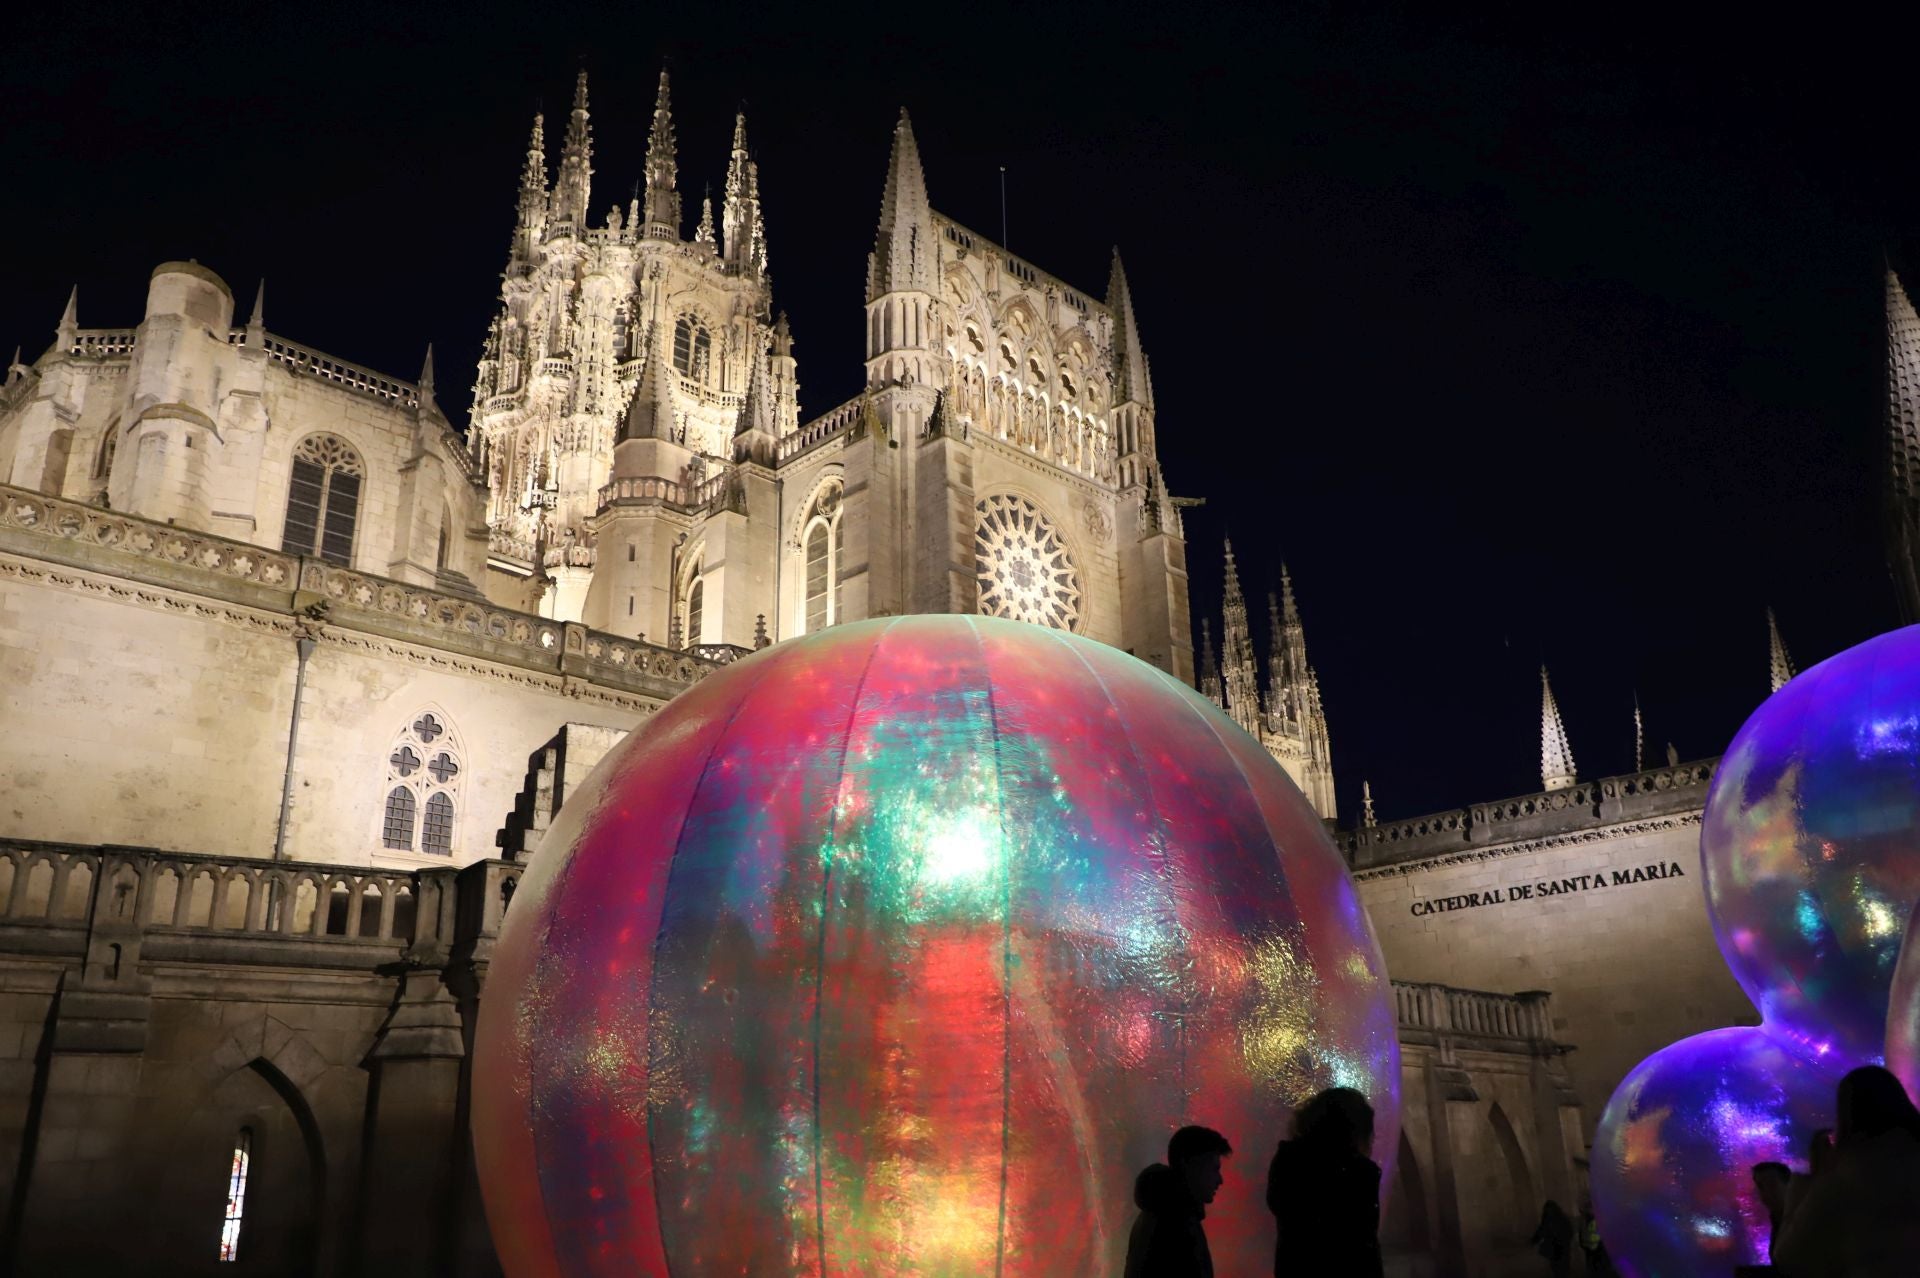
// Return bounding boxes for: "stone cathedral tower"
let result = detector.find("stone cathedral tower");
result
[467,76,1194,678]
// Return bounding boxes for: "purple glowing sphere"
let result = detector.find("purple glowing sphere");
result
[1700,624,1920,1065]
[1592,1026,1843,1277]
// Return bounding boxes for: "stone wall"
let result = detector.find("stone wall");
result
[0,483,719,868]
[0,835,1567,1278]
[1345,761,1755,1137]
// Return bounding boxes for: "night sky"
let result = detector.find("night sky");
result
[6,3,1917,822]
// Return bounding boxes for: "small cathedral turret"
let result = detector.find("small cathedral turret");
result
[1541,665,1577,791]
[549,72,593,231]
[512,112,548,261]
[1219,541,1262,739]
[733,345,777,466]
[641,70,680,240]
[1106,250,1156,487]
[722,112,767,275]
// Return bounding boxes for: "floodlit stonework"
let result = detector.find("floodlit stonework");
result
[0,70,1823,1278]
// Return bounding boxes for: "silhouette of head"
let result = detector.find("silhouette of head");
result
[1836,1065,1920,1145]
[1293,1086,1376,1159]
[1750,1161,1791,1214]
[1167,1125,1231,1205]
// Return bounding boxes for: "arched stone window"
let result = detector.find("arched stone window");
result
[218,1126,252,1261]
[281,434,363,566]
[379,710,463,857]
[683,572,704,647]
[799,480,844,634]
[672,315,713,383]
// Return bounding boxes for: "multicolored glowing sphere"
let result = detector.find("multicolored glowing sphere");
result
[472,615,1399,1276]
[1701,624,1920,1065]
[1592,1026,1844,1277]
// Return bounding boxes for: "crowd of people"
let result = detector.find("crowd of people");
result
[1750,1065,1920,1277]
[1123,1086,1385,1277]
[1123,1065,1920,1275]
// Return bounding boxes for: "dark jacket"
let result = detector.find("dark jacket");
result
[1123,1163,1214,1278]
[1266,1139,1384,1278]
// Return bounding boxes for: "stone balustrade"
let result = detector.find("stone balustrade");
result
[67,330,138,357]
[1341,759,1719,871]
[1392,980,1556,1046]
[778,394,865,461]
[224,329,422,406]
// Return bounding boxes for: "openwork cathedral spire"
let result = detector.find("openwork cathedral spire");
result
[1767,607,1796,693]
[1540,665,1577,791]
[1106,248,1152,411]
[722,112,767,274]
[642,69,680,239]
[868,109,934,300]
[550,71,593,229]
[1219,540,1262,738]
[1886,266,1920,622]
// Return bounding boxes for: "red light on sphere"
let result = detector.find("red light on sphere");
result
[472,615,1398,1275]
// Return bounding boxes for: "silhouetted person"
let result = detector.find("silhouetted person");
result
[1531,1200,1574,1276]
[1751,1161,1791,1259]
[1267,1087,1383,1277]
[1576,1203,1612,1275]
[1774,1066,1920,1277]
[1124,1125,1231,1278]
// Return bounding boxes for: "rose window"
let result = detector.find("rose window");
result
[975,494,1082,632]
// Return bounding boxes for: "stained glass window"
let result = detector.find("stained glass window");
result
[217,1128,251,1262]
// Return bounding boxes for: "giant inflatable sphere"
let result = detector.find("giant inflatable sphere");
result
[1701,624,1920,1064]
[472,615,1399,1276]
[1592,1027,1844,1277]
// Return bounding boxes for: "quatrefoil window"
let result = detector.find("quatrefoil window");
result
[381,709,463,856]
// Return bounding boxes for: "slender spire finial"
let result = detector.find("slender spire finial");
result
[642,67,680,238]
[1107,248,1152,411]
[1767,607,1796,693]
[1885,265,1920,621]
[1633,691,1645,773]
[55,286,78,351]
[419,344,436,398]
[1540,665,1577,791]
[549,71,593,228]
[867,108,933,300]
[1362,781,1377,829]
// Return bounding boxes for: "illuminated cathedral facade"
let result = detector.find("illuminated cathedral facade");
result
[13,68,1881,1278]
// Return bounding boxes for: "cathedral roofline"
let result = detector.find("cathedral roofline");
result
[1336,756,1720,875]
[928,211,1104,321]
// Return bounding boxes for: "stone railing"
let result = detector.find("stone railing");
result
[779,394,865,461]
[486,527,537,564]
[68,329,138,357]
[1342,759,1719,872]
[0,842,421,944]
[0,483,722,699]
[226,329,421,407]
[0,839,529,964]
[1393,980,1555,1046]
[0,487,298,591]
[686,643,753,665]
